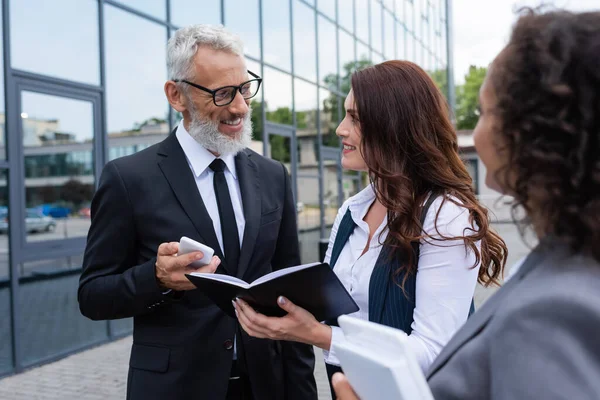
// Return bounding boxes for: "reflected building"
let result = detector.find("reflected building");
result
[0,0,455,377]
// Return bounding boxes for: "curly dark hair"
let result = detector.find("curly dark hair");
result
[352,61,508,287]
[490,8,600,261]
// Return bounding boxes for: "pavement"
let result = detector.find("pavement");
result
[0,222,534,399]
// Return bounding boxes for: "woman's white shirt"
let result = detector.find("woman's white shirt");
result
[322,185,480,373]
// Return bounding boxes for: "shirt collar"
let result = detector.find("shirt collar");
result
[175,120,238,179]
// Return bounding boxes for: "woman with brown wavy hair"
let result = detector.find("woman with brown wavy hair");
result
[332,8,600,400]
[234,60,507,395]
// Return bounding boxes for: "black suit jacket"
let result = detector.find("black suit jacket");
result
[78,133,317,400]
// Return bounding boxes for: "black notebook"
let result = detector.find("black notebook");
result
[185,262,359,322]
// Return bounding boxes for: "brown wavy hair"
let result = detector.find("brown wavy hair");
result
[351,60,508,287]
[489,8,600,261]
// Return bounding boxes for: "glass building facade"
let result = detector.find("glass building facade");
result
[0,0,453,376]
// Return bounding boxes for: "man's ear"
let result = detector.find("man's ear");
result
[164,81,187,113]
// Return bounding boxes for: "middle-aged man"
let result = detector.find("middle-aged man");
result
[78,24,317,400]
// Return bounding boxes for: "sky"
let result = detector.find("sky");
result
[453,0,600,84]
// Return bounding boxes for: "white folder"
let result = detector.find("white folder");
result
[334,315,435,400]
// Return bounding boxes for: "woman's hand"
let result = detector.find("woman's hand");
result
[332,373,360,400]
[233,296,332,349]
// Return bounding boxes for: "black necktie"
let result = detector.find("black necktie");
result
[209,159,240,276]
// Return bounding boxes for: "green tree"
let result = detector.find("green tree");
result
[455,66,487,130]
[429,69,448,100]
[322,58,374,147]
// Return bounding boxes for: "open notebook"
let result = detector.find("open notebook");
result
[186,262,358,322]
[335,315,435,400]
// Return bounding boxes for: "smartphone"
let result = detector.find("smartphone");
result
[179,236,215,268]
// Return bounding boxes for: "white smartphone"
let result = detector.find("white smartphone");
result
[178,236,215,268]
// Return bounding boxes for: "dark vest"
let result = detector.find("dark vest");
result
[327,194,475,334]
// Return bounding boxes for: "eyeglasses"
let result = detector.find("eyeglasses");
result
[173,70,262,106]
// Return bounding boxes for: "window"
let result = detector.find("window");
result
[171,0,220,26]
[318,16,337,89]
[10,0,100,85]
[371,0,383,53]
[225,0,261,60]
[263,0,292,71]
[113,0,166,20]
[293,1,317,82]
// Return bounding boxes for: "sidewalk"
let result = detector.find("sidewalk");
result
[0,337,332,400]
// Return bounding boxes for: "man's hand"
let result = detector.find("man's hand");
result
[155,242,220,291]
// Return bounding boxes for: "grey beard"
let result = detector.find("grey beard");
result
[187,106,253,156]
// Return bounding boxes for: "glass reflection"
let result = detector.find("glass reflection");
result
[318,0,336,20]
[10,0,100,85]
[338,0,354,32]
[18,256,107,366]
[225,0,261,59]
[293,1,317,83]
[113,0,165,20]
[339,30,355,94]
[384,10,395,59]
[21,92,95,243]
[320,88,339,147]
[262,0,291,71]
[105,5,169,163]
[371,0,383,53]
[355,0,369,43]
[318,16,337,89]
[171,0,220,26]
[0,4,4,161]
[263,67,292,124]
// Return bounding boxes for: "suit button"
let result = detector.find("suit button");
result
[223,339,233,350]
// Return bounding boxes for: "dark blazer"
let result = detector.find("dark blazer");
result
[78,132,317,400]
[427,238,600,399]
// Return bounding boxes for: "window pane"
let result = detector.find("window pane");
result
[384,10,395,59]
[264,68,292,124]
[10,0,100,85]
[263,0,291,71]
[357,41,370,63]
[338,0,354,33]
[320,88,339,147]
[406,0,414,32]
[372,52,384,64]
[21,92,95,243]
[318,16,337,89]
[293,1,317,83]
[113,0,166,20]
[244,61,263,147]
[225,0,261,60]
[407,32,416,62]
[355,0,369,43]
[318,0,336,20]
[0,171,10,375]
[105,5,169,151]
[371,0,383,52]
[18,257,108,366]
[396,0,405,21]
[295,79,318,137]
[171,0,220,26]
[397,21,406,59]
[339,30,355,94]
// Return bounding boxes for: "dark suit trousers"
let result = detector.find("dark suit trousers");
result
[325,363,343,400]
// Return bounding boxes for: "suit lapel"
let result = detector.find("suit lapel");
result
[156,132,231,275]
[426,243,549,379]
[235,150,261,279]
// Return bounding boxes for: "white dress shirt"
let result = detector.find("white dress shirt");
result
[323,185,480,373]
[176,121,245,359]
[175,121,245,254]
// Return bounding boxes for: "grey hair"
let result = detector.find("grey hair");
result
[167,24,244,81]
